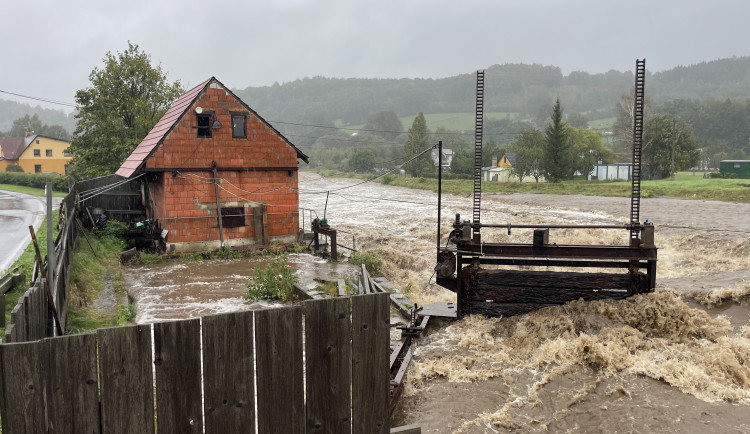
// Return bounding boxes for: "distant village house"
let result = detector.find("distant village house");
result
[116,77,308,252]
[0,133,72,174]
[430,148,454,172]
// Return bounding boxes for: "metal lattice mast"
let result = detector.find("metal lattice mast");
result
[630,59,646,241]
[472,70,485,238]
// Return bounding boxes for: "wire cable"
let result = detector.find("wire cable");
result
[299,145,436,195]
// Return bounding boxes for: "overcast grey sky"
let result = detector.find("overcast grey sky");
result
[2,0,748,111]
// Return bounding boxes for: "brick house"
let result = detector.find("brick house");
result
[115,77,308,252]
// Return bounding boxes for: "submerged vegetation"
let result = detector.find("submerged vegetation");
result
[349,249,385,275]
[246,254,298,302]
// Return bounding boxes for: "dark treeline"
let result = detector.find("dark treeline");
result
[0,100,75,135]
[235,57,750,127]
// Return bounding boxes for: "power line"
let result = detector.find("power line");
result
[299,144,437,194]
[0,89,76,108]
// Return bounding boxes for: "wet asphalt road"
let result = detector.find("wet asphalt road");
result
[0,190,48,274]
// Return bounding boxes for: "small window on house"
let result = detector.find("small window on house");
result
[34,164,42,173]
[232,115,246,138]
[46,149,53,157]
[36,139,40,144]
[33,149,40,157]
[197,114,212,138]
[220,207,245,228]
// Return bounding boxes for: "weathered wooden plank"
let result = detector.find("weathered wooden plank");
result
[361,264,371,294]
[11,296,24,342]
[469,301,559,317]
[473,286,630,304]
[351,293,390,434]
[98,324,155,434]
[153,318,202,433]
[418,302,457,319]
[390,425,422,434]
[255,307,304,434]
[0,340,45,433]
[337,279,346,296]
[43,333,100,434]
[4,323,14,343]
[475,269,632,291]
[305,298,352,434]
[202,311,255,433]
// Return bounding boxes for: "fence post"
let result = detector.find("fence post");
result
[47,182,55,304]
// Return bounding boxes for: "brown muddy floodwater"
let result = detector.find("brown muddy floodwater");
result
[123,172,750,432]
[124,254,359,324]
[299,173,750,433]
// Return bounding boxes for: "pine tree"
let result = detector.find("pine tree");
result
[403,112,431,176]
[542,99,573,182]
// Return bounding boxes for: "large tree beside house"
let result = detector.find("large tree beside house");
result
[69,42,183,178]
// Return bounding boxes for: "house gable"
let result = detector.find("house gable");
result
[0,135,71,174]
[116,77,307,178]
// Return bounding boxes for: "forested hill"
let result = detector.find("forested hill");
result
[3,56,750,136]
[0,99,75,133]
[234,56,750,125]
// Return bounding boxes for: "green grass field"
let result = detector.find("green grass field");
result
[0,184,67,197]
[310,169,750,203]
[399,112,522,131]
[588,117,617,130]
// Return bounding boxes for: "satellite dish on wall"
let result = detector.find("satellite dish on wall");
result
[195,107,203,114]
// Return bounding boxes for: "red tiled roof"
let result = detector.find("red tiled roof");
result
[115,77,308,178]
[0,137,28,160]
[115,78,210,178]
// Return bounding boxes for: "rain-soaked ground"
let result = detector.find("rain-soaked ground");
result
[124,172,750,432]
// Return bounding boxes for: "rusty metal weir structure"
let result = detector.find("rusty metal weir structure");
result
[434,60,657,319]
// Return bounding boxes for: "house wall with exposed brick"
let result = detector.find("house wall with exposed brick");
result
[143,84,301,250]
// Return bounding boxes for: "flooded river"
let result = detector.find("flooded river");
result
[125,172,750,432]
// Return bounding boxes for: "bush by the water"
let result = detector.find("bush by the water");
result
[349,250,384,275]
[247,254,298,302]
[0,171,69,191]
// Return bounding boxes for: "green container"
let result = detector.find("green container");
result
[719,160,750,179]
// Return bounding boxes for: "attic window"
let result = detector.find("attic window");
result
[197,114,212,138]
[232,115,246,138]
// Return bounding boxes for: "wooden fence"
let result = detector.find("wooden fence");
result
[4,173,144,343]
[76,174,144,222]
[4,186,77,343]
[0,293,390,433]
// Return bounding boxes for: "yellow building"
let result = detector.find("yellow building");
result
[0,134,72,174]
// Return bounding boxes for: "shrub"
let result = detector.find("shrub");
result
[0,171,69,191]
[349,250,384,275]
[247,254,298,302]
[5,164,24,172]
[380,174,395,185]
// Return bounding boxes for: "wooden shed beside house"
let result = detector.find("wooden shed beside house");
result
[115,77,308,252]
